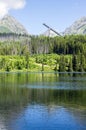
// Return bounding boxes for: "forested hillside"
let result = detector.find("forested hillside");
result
[31,35,86,55]
[0,35,86,72]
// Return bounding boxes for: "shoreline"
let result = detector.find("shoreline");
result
[0,70,86,74]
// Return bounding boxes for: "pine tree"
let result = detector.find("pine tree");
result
[79,54,85,72]
[25,52,29,69]
[72,55,79,71]
[68,57,73,72]
[59,55,66,72]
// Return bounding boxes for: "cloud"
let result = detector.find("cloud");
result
[0,0,26,18]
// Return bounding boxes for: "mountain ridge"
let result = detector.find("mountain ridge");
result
[63,17,86,35]
[0,15,28,35]
[0,15,86,36]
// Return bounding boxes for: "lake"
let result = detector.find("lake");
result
[0,72,86,130]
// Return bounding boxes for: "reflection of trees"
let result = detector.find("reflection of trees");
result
[1,72,86,88]
[0,73,86,110]
[0,73,86,130]
[0,73,59,87]
[0,86,86,110]
[0,84,85,130]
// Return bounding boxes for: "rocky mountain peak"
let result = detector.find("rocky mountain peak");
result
[63,17,86,35]
[0,15,28,35]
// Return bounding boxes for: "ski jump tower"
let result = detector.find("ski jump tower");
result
[43,23,61,37]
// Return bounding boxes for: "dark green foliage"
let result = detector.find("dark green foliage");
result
[41,55,45,71]
[0,57,5,69]
[0,34,86,72]
[42,62,44,71]
[72,55,79,71]
[16,61,22,70]
[0,34,86,56]
[54,56,59,71]
[68,58,73,72]
[25,53,29,69]
[59,55,66,72]
[5,63,11,72]
[0,54,85,72]
[79,54,85,72]
[30,35,86,55]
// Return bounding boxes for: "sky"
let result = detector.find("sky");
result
[0,0,86,35]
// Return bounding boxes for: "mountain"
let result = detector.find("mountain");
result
[0,15,28,35]
[63,17,86,35]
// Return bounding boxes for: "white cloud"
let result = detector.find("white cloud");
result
[0,0,26,18]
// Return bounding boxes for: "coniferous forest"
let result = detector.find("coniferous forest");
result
[0,34,86,72]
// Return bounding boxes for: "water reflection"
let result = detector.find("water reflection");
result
[0,73,86,130]
[0,72,86,89]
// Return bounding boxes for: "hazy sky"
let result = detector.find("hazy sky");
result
[0,0,86,34]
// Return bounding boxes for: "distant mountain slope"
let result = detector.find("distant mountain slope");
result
[42,29,58,37]
[0,15,28,35]
[63,17,86,35]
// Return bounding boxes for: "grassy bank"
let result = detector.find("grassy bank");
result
[0,54,86,72]
[0,54,71,72]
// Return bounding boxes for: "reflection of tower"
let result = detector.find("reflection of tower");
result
[43,23,61,37]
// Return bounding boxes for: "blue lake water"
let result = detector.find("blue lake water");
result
[0,72,86,130]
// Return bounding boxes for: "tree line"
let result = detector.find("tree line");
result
[31,35,86,55]
[0,34,86,55]
[0,34,86,72]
